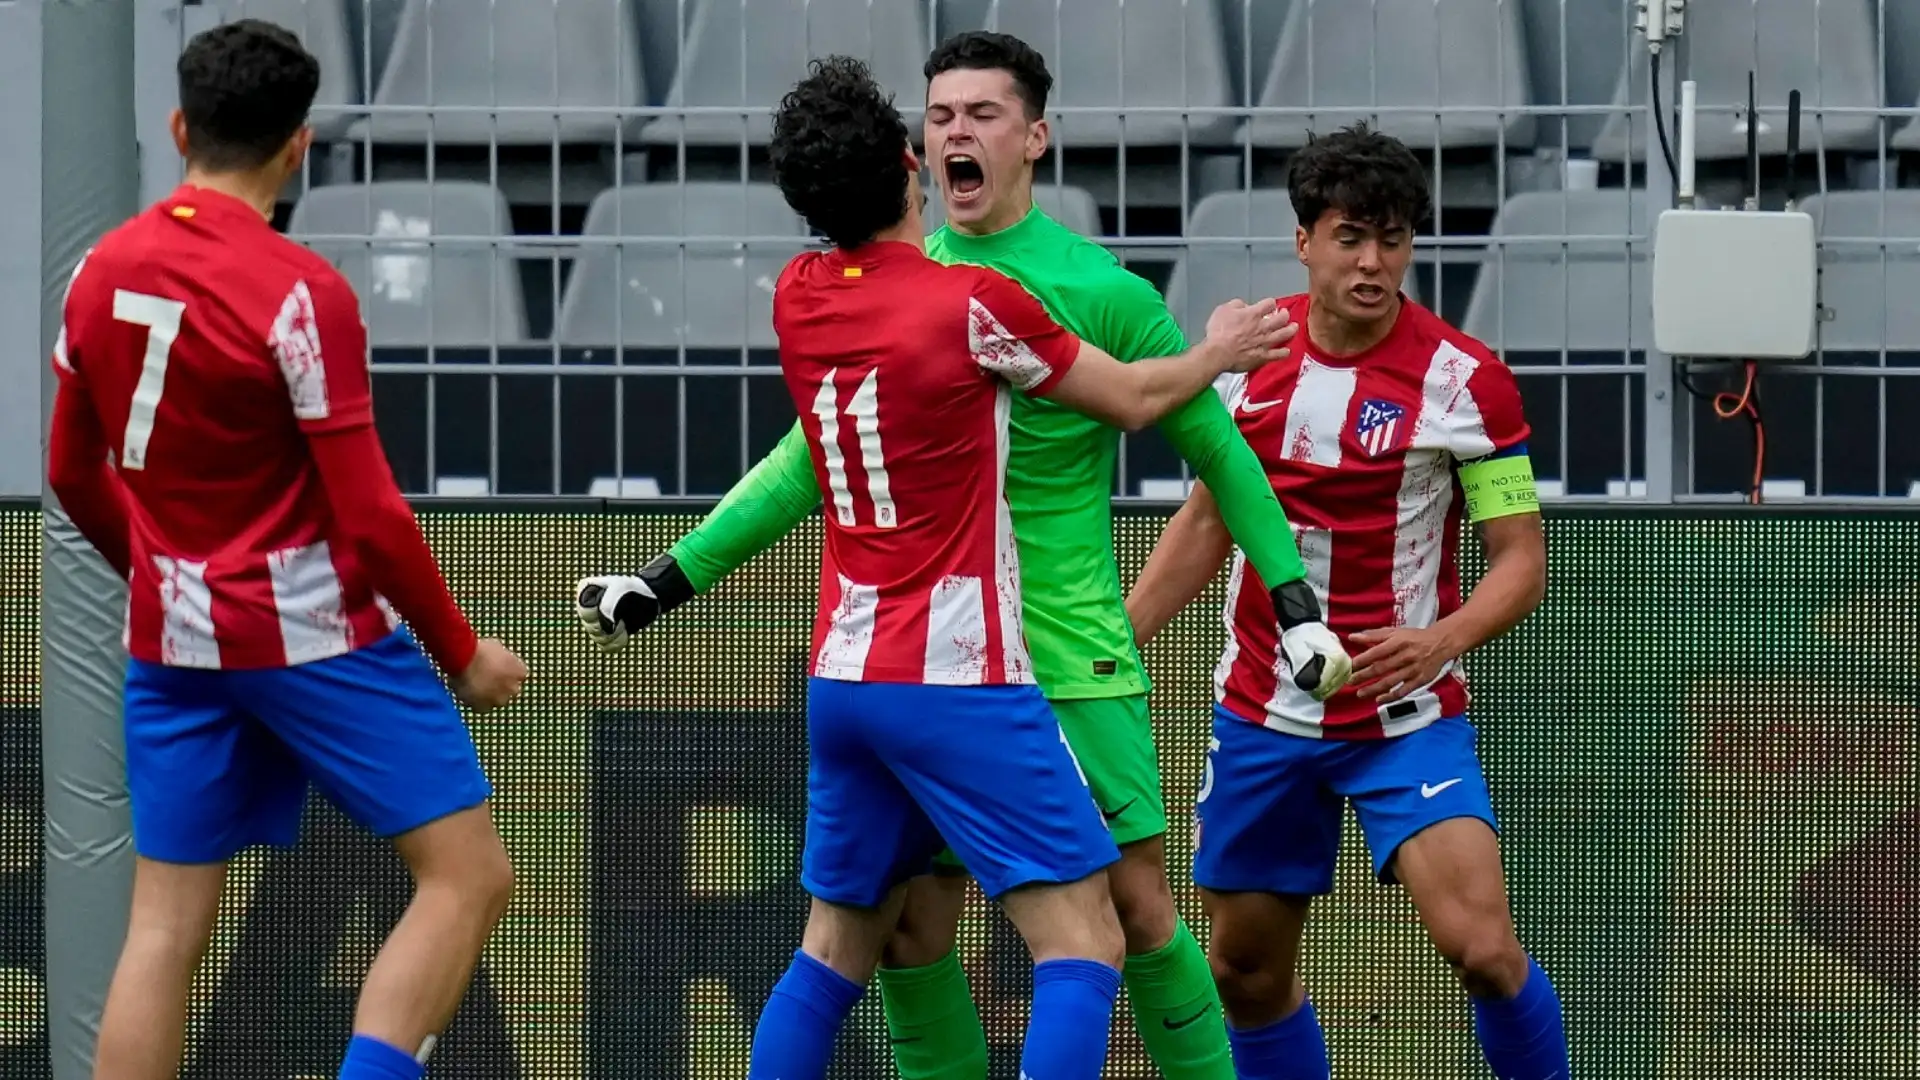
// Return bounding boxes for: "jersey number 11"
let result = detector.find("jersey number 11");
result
[810,368,897,530]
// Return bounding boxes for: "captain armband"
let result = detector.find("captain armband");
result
[1457,446,1540,523]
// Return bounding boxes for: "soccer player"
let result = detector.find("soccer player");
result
[1123,123,1568,1080]
[573,31,1349,1078]
[43,21,524,1080]
[578,55,1297,1079]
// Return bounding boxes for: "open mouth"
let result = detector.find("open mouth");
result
[944,154,985,200]
[1352,282,1388,305]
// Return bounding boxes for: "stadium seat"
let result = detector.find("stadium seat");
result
[973,0,1238,148]
[922,183,1103,237]
[213,0,359,139]
[554,182,811,349]
[1163,190,1422,341]
[285,181,530,347]
[345,0,648,145]
[1240,0,1535,151]
[1892,102,1920,151]
[638,0,930,150]
[1460,189,1654,354]
[1801,191,1920,352]
[1590,0,1883,162]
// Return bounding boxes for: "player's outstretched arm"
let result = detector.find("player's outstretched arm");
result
[1040,298,1297,432]
[575,420,818,652]
[1158,387,1309,589]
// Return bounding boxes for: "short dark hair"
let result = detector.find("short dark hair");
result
[1286,122,1432,234]
[177,19,321,172]
[924,31,1053,120]
[770,56,912,249]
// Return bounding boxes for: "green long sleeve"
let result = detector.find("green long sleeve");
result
[667,420,819,592]
[1158,390,1309,587]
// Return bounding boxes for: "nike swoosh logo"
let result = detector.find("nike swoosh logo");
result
[1421,778,1464,798]
[1101,798,1138,822]
[1163,1004,1215,1030]
[1240,398,1285,414]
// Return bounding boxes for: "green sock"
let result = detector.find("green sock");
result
[875,949,989,1080]
[1124,918,1237,1079]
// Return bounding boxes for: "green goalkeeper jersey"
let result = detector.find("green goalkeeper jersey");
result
[670,205,1306,700]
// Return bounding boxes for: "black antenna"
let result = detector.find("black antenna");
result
[1785,89,1803,208]
[1744,71,1759,210]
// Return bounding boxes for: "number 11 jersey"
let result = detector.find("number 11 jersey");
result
[774,240,1082,687]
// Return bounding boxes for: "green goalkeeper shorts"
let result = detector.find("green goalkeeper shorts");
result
[931,693,1166,873]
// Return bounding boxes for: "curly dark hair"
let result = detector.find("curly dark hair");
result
[924,31,1053,120]
[770,56,913,249]
[1286,122,1433,234]
[177,19,321,172]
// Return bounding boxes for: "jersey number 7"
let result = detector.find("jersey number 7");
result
[809,368,897,529]
[112,289,187,472]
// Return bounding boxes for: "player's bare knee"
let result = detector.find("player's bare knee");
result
[883,873,966,968]
[1006,875,1124,968]
[1108,858,1177,956]
[882,917,953,969]
[1437,924,1529,999]
[469,843,516,923]
[1207,946,1295,1022]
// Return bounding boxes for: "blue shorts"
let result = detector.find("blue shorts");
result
[802,677,1119,906]
[1193,706,1498,896]
[123,628,492,864]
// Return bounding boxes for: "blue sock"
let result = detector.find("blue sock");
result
[747,949,865,1080]
[337,1034,425,1080]
[1471,956,1570,1080]
[1021,958,1122,1079]
[1227,997,1332,1080]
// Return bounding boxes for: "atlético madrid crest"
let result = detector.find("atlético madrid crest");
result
[1355,398,1409,457]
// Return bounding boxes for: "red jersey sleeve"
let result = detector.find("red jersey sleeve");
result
[45,252,134,579]
[965,269,1081,396]
[268,270,375,435]
[1450,344,1532,462]
[275,269,479,676]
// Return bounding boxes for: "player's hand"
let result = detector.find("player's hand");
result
[574,553,696,653]
[1347,625,1458,702]
[1270,579,1352,701]
[1203,297,1296,374]
[452,638,528,711]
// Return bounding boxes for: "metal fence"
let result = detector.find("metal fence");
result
[150,0,1920,502]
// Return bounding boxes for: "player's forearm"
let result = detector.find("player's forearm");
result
[1126,484,1234,646]
[1116,342,1233,431]
[1432,521,1546,657]
[309,427,478,675]
[46,388,132,578]
[1159,392,1307,586]
[668,421,819,593]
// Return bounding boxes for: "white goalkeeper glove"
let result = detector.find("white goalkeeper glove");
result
[1270,579,1353,701]
[574,554,694,653]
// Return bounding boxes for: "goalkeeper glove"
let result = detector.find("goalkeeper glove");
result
[575,553,696,653]
[1270,578,1353,701]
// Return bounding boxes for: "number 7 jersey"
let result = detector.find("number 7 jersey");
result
[774,241,1083,686]
[51,185,397,671]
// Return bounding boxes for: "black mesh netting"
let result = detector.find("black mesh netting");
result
[8,504,1916,1078]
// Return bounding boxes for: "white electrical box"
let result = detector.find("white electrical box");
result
[1651,208,1818,359]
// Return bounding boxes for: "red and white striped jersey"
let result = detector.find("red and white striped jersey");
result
[775,241,1081,685]
[1213,295,1531,740]
[53,186,398,670]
